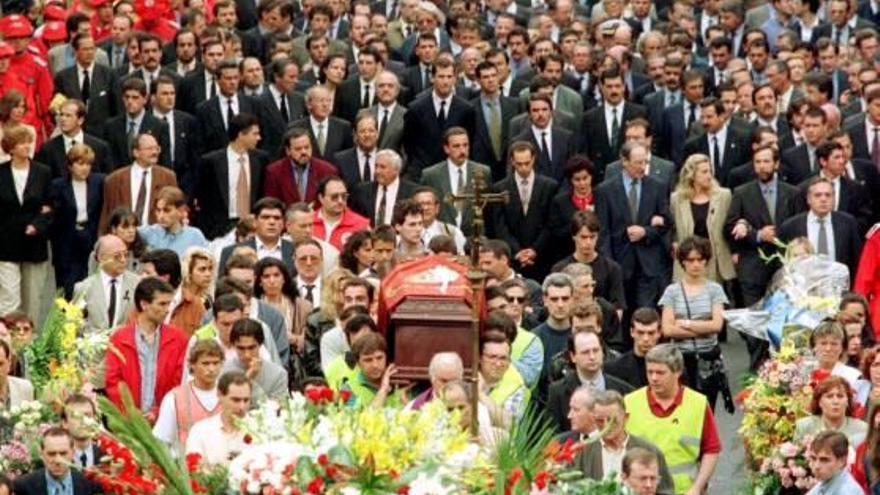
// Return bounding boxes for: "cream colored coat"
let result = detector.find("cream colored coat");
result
[670,187,736,282]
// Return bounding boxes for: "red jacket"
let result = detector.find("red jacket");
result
[855,227,880,339]
[105,323,188,416]
[263,157,338,207]
[312,209,370,250]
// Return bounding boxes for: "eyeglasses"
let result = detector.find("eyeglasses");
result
[327,192,349,201]
[506,296,526,303]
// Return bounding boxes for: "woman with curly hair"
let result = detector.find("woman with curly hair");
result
[339,229,375,277]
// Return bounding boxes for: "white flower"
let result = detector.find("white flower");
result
[339,487,362,495]
[408,472,452,495]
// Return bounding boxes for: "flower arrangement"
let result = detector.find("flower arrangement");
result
[0,399,58,468]
[752,436,817,494]
[0,440,34,478]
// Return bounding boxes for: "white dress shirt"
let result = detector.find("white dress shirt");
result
[255,237,283,261]
[432,92,453,118]
[708,124,729,175]
[76,63,96,90]
[73,179,88,222]
[359,148,377,181]
[310,116,329,140]
[129,164,153,225]
[375,177,400,225]
[225,146,250,218]
[447,160,467,226]
[204,70,218,99]
[359,78,375,106]
[154,109,175,159]
[865,118,880,156]
[603,101,625,143]
[296,276,322,308]
[64,130,86,153]
[807,211,836,261]
[221,94,240,128]
[100,270,122,320]
[531,124,553,156]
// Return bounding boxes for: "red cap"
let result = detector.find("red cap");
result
[0,42,14,58]
[90,0,112,7]
[42,21,68,42]
[134,0,171,21]
[1,15,35,39]
[43,4,68,21]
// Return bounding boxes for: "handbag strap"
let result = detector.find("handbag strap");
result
[680,282,698,353]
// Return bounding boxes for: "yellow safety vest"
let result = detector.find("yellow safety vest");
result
[511,328,537,361]
[324,355,357,391]
[488,366,531,410]
[624,386,706,494]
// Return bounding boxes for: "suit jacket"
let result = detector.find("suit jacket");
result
[196,94,263,154]
[98,164,178,233]
[13,469,102,495]
[547,371,634,432]
[795,175,872,233]
[0,161,53,263]
[263,156,338,207]
[196,148,268,239]
[810,19,877,44]
[235,0,258,30]
[604,155,676,192]
[49,174,105,292]
[370,103,407,153]
[219,237,295,275]
[102,113,172,170]
[334,76,376,123]
[35,133,113,177]
[469,95,519,182]
[845,115,875,162]
[257,87,306,159]
[681,126,751,186]
[781,144,820,185]
[779,211,863,279]
[100,39,129,69]
[491,173,559,256]
[670,188,736,281]
[332,147,374,191]
[595,174,672,279]
[350,178,419,225]
[53,64,117,136]
[517,85,584,121]
[581,102,648,182]
[72,270,141,332]
[155,109,201,198]
[420,160,492,236]
[123,67,182,89]
[575,435,675,495]
[513,125,576,182]
[508,110,578,140]
[177,69,214,115]
[289,116,353,160]
[402,94,475,181]
[659,101,701,166]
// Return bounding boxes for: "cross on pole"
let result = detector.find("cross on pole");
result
[445,166,508,437]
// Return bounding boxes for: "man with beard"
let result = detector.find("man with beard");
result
[264,127,338,207]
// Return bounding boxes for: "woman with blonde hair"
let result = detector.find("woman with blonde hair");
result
[168,247,216,336]
[669,153,735,283]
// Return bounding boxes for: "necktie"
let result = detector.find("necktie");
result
[628,178,640,220]
[835,27,842,46]
[487,100,502,159]
[363,154,371,182]
[296,165,308,200]
[163,116,174,158]
[127,120,137,149]
[280,93,290,122]
[379,109,390,144]
[82,70,91,103]
[209,77,217,99]
[227,98,236,126]
[610,107,620,150]
[817,216,829,255]
[236,154,250,217]
[317,123,327,155]
[809,148,817,172]
[145,72,152,91]
[540,131,551,164]
[405,25,413,37]
[763,186,776,220]
[520,178,530,214]
[107,278,117,325]
[712,136,721,175]
[872,128,880,172]
[687,104,696,131]
[437,100,447,127]
[422,66,429,89]
[134,170,148,222]
[114,47,124,67]
[304,284,315,304]
[80,451,88,468]
[377,185,387,225]
[362,84,371,108]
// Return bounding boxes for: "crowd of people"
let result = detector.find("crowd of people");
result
[5,0,880,491]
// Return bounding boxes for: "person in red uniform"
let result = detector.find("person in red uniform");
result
[133,0,180,44]
[312,176,371,251]
[0,15,55,146]
[855,223,880,339]
[90,0,115,43]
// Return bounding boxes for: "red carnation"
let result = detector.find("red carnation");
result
[317,454,328,466]
[243,434,253,445]
[306,476,324,494]
[325,465,338,478]
[397,486,410,494]
[185,452,202,472]
[338,389,352,403]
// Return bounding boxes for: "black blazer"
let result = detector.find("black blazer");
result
[48,173,104,292]
[681,127,751,186]
[195,148,269,239]
[177,69,212,115]
[196,94,263,153]
[0,161,53,263]
[334,76,374,123]
[35,133,113,177]
[13,469,102,495]
[594,174,672,279]
[402,94,475,182]
[547,371,634,432]
[158,109,202,198]
[53,64,118,136]
[781,144,819,185]
[101,112,171,170]
[331,147,369,191]
[724,179,799,290]
[219,237,295,275]
[845,115,874,162]
[513,126,575,182]
[235,0,259,30]
[350,178,419,225]
[241,26,268,63]
[289,116,354,160]
[547,189,581,259]
[257,88,306,160]
[779,211,863,279]
[580,102,648,182]
[490,173,558,256]
[659,101,699,166]
[469,94,519,183]
[400,64,432,100]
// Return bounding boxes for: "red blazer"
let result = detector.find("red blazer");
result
[105,322,188,416]
[263,157,338,207]
[855,228,880,339]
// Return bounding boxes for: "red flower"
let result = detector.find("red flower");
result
[533,470,555,489]
[243,434,253,445]
[505,467,524,495]
[306,386,335,404]
[189,478,207,493]
[339,389,352,403]
[397,486,410,495]
[321,387,334,401]
[325,465,338,478]
[811,368,831,388]
[317,454,328,466]
[185,453,202,472]
[306,476,324,494]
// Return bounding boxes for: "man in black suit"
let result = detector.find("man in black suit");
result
[751,83,797,152]
[370,70,407,153]
[351,149,418,225]
[470,61,519,182]
[512,93,575,182]
[53,33,118,137]
[780,176,863,281]
[177,39,226,115]
[36,100,113,177]
[196,59,264,154]
[61,394,103,470]
[99,14,131,70]
[218,197,296,273]
[289,85,353,160]
[604,307,662,389]
[781,105,828,184]
[725,144,799,369]
[682,97,751,187]
[642,55,683,141]
[163,29,202,78]
[844,87,880,163]
[809,0,876,45]
[595,142,671,311]
[659,69,705,166]
[14,427,102,495]
[400,33,438,100]
[334,47,382,123]
[332,111,380,191]
[102,77,171,169]
[258,58,307,160]
[125,34,182,90]
[150,76,202,199]
[196,113,268,240]
[581,67,648,183]
[492,141,558,280]
[402,53,475,181]
[830,130,880,221]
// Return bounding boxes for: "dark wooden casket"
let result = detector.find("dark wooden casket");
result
[377,255,476,381]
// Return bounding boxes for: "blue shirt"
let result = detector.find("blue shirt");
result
[45,470,73,495]
[623,174,641,213]
[138,225,208,257]
[135,326,161,412]
[480,96,501,133]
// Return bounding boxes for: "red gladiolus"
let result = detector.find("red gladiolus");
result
[505,467,524,495]
[339,389,352,403]
[189,479,206,493]
[321,387,334,401]
[325,465,338,478]
[397,486,410,494]
[317,454,329,466]
[185,453,202,472]
[533,470,554,489]
[306,476,324,494]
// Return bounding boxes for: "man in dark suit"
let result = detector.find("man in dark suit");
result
[659,69,705,166]
[780,176,863,281]
[264,127,339,207]
[781,105,828,184]
[547,331,634,433]
[595,142,671,311]
[218,197,296,274]
[725,144,799,369]
[258,58,306,160]
[809,0,876,45]
[196,114,268,240]
[36,100,113,177]
[512,93,575,182]
[14,427,102,495]
[124,34,182,90]
[102,77,171,169]
[642,55,683,140]
[61,393,104,470]
[334,47,382,123]
[150,76,201,199]
[351,149,419,225]
[400,33,438,98]
[402,54,475,181]
[603,118,677,192]
[605,307,662,389]
[491,141,558,280]
[751,83,797,151]
[53,33,118,137]
[470,61,520,182]
[99,14,131,70]
[289,85,353,160]
[682,97,751,187]
[581,68,648,183]
[176,39,226,115]
[844,87,880,163]
[370,70,407,153]
[332,111,380,191]
[196,59,264,154]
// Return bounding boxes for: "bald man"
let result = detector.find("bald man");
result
[73,235,142,333]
